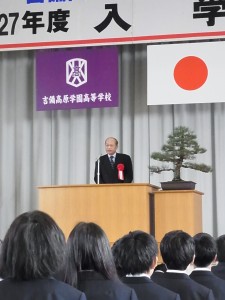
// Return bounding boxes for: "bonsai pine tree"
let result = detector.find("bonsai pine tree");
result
[149,126,212,181]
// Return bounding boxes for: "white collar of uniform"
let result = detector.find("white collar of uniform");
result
[166,269,187,274]
[126,273,150,278]
[193,267,211,271]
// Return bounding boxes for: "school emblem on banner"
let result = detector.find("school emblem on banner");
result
[66,58,87,88]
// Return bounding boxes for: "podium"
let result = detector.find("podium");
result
[38,183,159,244]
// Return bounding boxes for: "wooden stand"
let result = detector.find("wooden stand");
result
[38,183,159,244]
[151,190,203,243]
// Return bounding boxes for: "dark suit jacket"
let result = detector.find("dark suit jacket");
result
[77,271,138,300]
[0,277,86,300]
[190,270,225,300]
[94,153,133,184]
[122,276,180,300]
[151,271,165,281]
[152,272,215,300]
[212,262,225,280]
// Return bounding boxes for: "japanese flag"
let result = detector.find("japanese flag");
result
[147,41,225,105]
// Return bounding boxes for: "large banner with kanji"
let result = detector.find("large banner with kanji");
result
[1,0,225,51]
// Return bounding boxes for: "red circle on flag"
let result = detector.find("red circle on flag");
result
[173,56,208,90]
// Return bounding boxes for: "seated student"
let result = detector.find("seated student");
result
[0,210,86,300]
[152,230,215,300]
[212,234,225,280]
[112,230,180,300]
[151,263,167,281]
[110,237,126,278]
[64,222,138,300]
[154,263,167,272]
[190,233,225,300]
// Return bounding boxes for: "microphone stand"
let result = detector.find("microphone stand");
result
[97,156,101,184]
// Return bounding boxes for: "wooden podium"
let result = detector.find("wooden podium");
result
[38,183,159,244]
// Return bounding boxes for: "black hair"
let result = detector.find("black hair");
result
[0,210,66,280]
[112,230,158,276]
[64,222,118,287]
[160,230,195,270]
[193,232,217,267]
[216,234,225,262]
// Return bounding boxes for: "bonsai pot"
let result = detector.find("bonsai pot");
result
[161,181,196,190]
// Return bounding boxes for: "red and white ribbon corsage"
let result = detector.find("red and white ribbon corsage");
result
[117,164,124,180]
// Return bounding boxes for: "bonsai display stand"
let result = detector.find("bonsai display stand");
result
[151,189,203,241]
[161,181,196,190]
[150,189,203,262]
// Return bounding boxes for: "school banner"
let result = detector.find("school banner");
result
[1,0,225,51]
[36,46,119,111]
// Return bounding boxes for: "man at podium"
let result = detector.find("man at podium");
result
[94,137,133,184]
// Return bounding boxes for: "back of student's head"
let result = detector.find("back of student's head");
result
[65,222,118,287]
[112,230,158,276]
[216,234,225,263]
[193,232,217,267]
[160,230,195,270]
[0,210,65,280]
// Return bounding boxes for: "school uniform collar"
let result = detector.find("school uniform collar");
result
[126,273,150,278]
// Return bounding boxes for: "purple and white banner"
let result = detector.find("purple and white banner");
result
[36,46,119,111]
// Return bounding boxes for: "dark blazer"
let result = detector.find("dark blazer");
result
[152,272,215,300]
[77,271,138,300]
[190,270,225,300]
[122,276,181,300]
[212,262,225,280]
[151,271,165,281]
[94,153,133,184]
[0,277,86,300]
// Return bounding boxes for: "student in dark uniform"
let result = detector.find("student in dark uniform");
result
[0,211,86,300]
[190,232,225,300]
[64,222,138,300]
[151,263,167,281]
[112,230,180,300]
[212,234,225,280]
[152,230,215,300]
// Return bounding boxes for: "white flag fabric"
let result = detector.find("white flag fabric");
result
[147,41,225,105]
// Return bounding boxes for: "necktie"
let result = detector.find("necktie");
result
[110,156,115,169]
